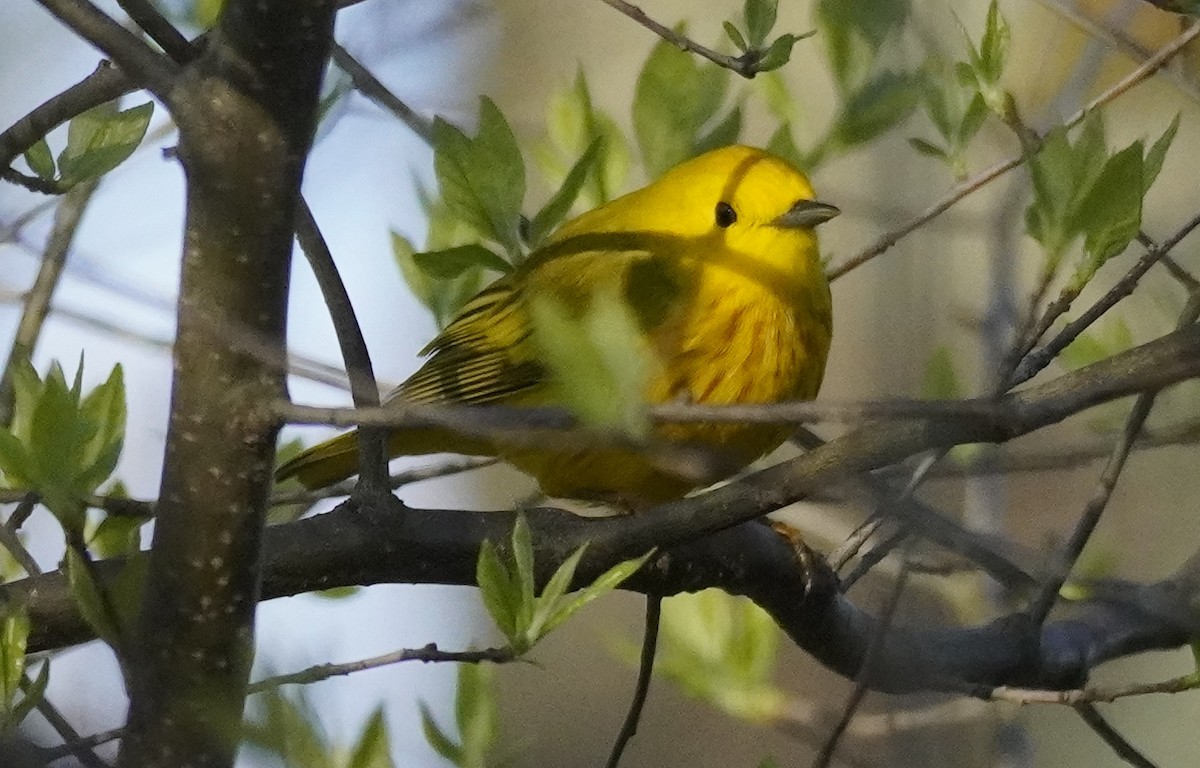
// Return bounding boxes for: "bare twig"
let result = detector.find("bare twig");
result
[293,202,388,494]
[114,0,194,62]
[1011,210,1200,388]
[0,179,100,424]
[269,456,497,505]
[31,0,178,100]
[991,672,1200,706]
[827,21,1200,281]
[28,673,111,768]
[1074,703,1158,768]
[247,644,516,693]
[1027,293,1200,625]
[606,595,662,768]
[596,0,777,78]
[330,44,435,144]
[814,559,911,768]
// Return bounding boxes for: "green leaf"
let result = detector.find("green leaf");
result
[511,515,536,634]
[65,547,120,648]
[765,124,804,169]
[832,71,921,149]
[723,21,749,52]
[527,138,603,246]
[89,514,147,559]
[541,550,653,637]
[346,708,396,768]
[633,35,730,177]
[391,232,434,307]
[757,33,799,72]
[958,92,988,144]
[29,368,90,528]
[0,431,33,489]
[817,0,911,90]
[529,287,654,437]
[419,702,465,766]
[455,662,499,768]
[1143,114,1179,196]
[744,0,778,47]
[412,245,513,280]
[978,0,1010,83]
[76,364,125,494]
[908,137,949,161]
[921,346,960,399]
[23,139,55,180]
[527,543,588,642]
[57,102,153,185]
[0,604,29,716]
[432,98,525,255]
[694,106,743,155]
[1074,141,1143,267]
[476,539,519,642]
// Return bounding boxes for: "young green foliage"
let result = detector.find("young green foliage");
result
[722,0,809,74]
[910,60,988,178]
[534,70,630,209]
[433,98,526,261]
[633,35,740,178]
[476,515,651,655]
[649,590,784,722]
[1025,114,1175,287]
[0,360,125,533]
[23,102,154,188]
[245,689,398,768]
[419,662,500,768]
[809,0,919,165]
[0,603,30,732]
[529,286,656,438]
[954,0,1011,118]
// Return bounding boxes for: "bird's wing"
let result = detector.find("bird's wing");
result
[391,243,695,407]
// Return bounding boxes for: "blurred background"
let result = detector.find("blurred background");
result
[2,0,1200,765]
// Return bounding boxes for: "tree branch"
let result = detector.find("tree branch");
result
[116,0,337,765]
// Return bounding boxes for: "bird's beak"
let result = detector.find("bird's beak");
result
[774,199,840,229]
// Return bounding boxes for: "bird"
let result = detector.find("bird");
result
[276,144,838,507]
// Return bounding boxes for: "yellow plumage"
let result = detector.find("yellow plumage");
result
[276,145,837,505]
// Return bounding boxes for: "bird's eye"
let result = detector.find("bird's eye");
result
[715,202,737,228]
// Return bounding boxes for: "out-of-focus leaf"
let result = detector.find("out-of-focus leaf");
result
[527,138,603,246]
[922,346,960,399]
[413,245,513,280]
[1143,114,1179,195]
[57,103,153,185]
[346,707,395,768]
[831,71,921,149]
[23,139,55,180]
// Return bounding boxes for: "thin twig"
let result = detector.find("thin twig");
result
[32,0,179,100]
[269,456,497,505]
[827,21,1200,282]
[1010,210,1200,387]
[38,727,123,764]
[1074,703,1158,768]
[814,559,911,768]
[1026,292,1200,625]
[606,595,662,768]
[0,179,100,425]
[247,644,516,693]
[330,44,435,144]
[294,201,388,494]
[991,672,1200,706]
[597,0,770,78]
[29,674,111,768]
[114,0,194,62]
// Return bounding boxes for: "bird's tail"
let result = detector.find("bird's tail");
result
[275,428,495,490]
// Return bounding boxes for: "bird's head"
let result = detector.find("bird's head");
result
[551,145,838,291]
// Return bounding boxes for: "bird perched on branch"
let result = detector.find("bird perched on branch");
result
[276,145,837,506]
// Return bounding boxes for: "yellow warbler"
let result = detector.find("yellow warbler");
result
[277,145,837,505]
